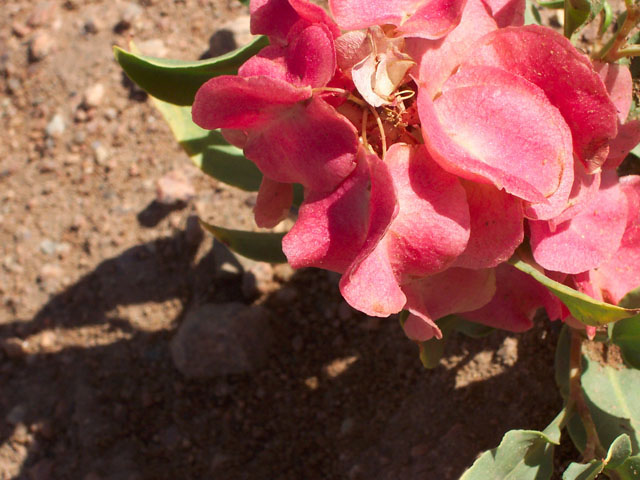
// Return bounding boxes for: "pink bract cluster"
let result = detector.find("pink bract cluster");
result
[192,0,640,341]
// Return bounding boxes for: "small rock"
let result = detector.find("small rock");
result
[156,170,195,205]
[45,114,65,137]
[27,2,57,28]
[137,39,167,58]
[83,17,101,34]
[12,21,31,38]
[91,141,109,165]
[115,2,143,32]
[83,83,104,108]
[39,239,58,255]
[40,263,63,280]
[170,303,273,378]
[6,404,27,425]
[29,32,55,62]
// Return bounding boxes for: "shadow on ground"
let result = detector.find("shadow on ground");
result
[0,223,574,480]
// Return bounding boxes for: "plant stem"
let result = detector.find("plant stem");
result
[616,45,640,58]
[598,2,640,61]
[568,329,607,461]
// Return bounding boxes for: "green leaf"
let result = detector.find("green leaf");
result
[562,460,604,480]
[564,0,604,40]
[199,220,287,263]
[150,98,263,191]
[555,326,640,456]
[454,316,495,338]
[114,35,269,105]
[460,429,557,480]
[605,434,632,469]
[609,455,640,479]
[511,258,640,326]
[525,0,543,24]
[611,316,640,370]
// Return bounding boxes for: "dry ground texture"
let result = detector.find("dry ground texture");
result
[0,1,589,479]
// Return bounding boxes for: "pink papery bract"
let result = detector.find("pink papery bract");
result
[340,144,470,317]
[282,149,386,272]
[481,0,525,27]
[403,267,496,341]
[588,175,640,304]
[240,24,337,88]
[529,171,628,274]
[453,181,523,269]
[250,0,340,45]
[464,25,618,172]
[254,177,294,228]
[407,0,498,98]
[462,263,557,332]
[419,65,574,204]
[329,0,466,39]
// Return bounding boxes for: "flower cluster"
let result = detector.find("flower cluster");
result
[192,0,640,340]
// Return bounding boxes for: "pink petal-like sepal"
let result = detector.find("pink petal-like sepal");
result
[453,181,524,269]
[530,171,628,274]
[464,25,618,172]
[462,263,551,332]
[606,120,640,170]
[329,0,465,38]
[419,65,574,203]
[192,75,311,130]
[243,96,358,192]
[254,177,293,228]
[588,175,640,304]
[403,267,496,341]
[282,150,373,272]
[340,144,470,316]
[481,0,525,27]
[250,0,340,45]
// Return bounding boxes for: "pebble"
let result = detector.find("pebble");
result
[83,83,104,108]
[40,263,63,280]
[45,114,65,137]
[156,170,195,205]
[91,141,109,165]
[137,39,167,58]
[170,303,273,378]
[27,1,57,28]
[29,32,55,62]
[115,2,143,31]
[83,17,101,34]
[39,239,58,255]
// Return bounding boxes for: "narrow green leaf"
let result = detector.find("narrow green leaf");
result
[562,460,604,480]
[605,434,632,468]
[564,0,604,40]
[460,429,557,480]
[525,0,543,24]
[511,258,640,326]
[114,35,269,105]
[150,98,263,191]
[454,316,495,338]
[199,220,287,263]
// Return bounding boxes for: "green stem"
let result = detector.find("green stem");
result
[569,329,607,461]
[616,44,640,57]
[597,2,640,61]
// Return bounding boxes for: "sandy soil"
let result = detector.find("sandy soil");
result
[1,1,581,479]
